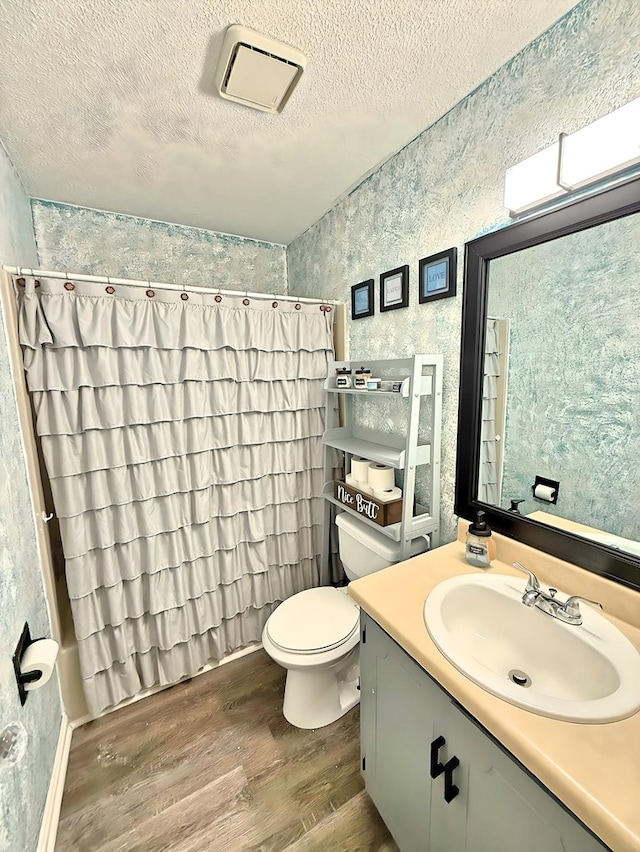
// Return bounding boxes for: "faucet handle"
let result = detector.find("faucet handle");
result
[563,595,603,618]
[512,562,540,591]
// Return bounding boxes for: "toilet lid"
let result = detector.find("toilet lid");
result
[267,587,359,653]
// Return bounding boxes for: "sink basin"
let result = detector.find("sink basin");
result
[424,573,640,722]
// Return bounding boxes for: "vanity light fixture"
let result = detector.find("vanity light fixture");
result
[504,95,640,216]
[558,97,640,190]
[503,141,565,216]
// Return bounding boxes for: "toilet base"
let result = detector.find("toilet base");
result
[282,653,360,729]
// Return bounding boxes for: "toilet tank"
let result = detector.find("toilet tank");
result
[335,512,429,580]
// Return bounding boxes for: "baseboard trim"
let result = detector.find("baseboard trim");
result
[37,713,72,852]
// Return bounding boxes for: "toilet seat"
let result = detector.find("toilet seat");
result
[266,587,359,654]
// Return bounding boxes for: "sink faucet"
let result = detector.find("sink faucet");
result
[513,562,603,625]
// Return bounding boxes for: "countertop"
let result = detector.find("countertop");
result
[347,524,640,852]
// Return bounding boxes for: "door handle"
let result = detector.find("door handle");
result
[443,756,460,803]
[430,735,446,778]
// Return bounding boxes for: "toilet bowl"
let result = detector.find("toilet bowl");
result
[262,586,361,729]
[262,512,429,729]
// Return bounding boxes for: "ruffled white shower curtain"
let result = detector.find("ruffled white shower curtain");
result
[479,318,500,504]
[18,276,334,714]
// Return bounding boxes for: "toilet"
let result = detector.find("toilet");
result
[262,512,429,729]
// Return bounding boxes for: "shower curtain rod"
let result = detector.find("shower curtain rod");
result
[2,266,340,306]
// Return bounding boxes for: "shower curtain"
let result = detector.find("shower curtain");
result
[479,318,501,504]
[17,276,334,715]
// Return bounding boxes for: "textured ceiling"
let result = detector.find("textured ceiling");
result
[0,0,580,244]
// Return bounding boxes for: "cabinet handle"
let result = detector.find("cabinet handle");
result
[430,735,446,778]
[443,756,460,803]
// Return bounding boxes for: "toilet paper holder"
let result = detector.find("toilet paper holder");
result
[12,622,45,705]
[532,475,560,504]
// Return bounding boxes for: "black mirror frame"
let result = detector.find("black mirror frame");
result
[455,174,640,592]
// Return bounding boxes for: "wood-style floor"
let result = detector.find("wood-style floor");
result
[56,649,399,852]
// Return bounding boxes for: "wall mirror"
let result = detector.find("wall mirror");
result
[455,174,640,591]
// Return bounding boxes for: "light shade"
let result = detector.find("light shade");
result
[504,142,565,215]
[559,96,640,189]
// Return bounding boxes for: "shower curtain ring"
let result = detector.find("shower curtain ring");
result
[180,281,189,301]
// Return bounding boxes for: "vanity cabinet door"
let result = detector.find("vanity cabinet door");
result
[430,699,609,852]
[361,614,609,852]
[360,614,449,852]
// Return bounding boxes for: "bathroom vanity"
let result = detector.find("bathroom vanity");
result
[360,614,606,852]
[349,525,640,852]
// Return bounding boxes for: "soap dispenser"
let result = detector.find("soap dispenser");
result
[465,511,496,568]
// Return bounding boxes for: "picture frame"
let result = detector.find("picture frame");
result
[351,279,375,319]
[418,247,457,303]
[380,264,409,312]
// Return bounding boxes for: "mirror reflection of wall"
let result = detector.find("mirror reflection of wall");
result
[484,211,640,542]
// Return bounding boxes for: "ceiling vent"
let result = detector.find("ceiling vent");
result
[214,25,306,114]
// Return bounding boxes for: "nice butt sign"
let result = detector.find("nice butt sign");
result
[334,480,402,527]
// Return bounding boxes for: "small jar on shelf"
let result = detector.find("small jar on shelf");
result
[354,366,371,389]
[335,367,352,388]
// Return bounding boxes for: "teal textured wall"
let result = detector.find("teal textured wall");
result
[287,0,640,544]
[31,200,288,293]
[0,144,61,852]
